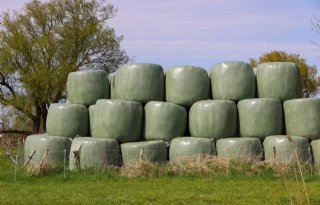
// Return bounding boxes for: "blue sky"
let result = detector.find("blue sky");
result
[1,0,320,70]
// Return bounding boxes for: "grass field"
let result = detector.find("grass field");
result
[1,147,320,205]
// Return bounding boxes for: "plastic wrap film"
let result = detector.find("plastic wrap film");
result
[121,140,167,166]
[108,72,116,99]
[46,103,89,138]
[216,138,263,160]
[169,137,215,162]
[69,137,120,170]
[311,140,320,167]
[189,100,237,139]
[165,66,210,107]
[263,135,311,164]
[256,62,302,102]
[284,98,320,140]
[88,105,95,137]
[67,70,109,106]
[24,134,72,167]
[210,61,255,101]
[114,63,164,103]
[144,101,187,141]
[238,98,283,139]
[92,99,143,142]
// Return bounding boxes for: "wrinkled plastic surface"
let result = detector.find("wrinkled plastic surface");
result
[257,62,302,102]
[216,137,263,159]
[169,137,215,162]
[67,70,109,106]
[311,140,320,167]
[108,72,116,99]
[189,100,237,139]
[144,101,187,141]
[114,63,164,103]
[24,134,72,167]
[69,137,120,170]
[284,98,320,140]
[263,135,311,164]
[92,99,143,142]
[166,66,210,107]
[238,98,283,139]
[46,103,88,138]
[88,105,95,137]
[121,140,167,166]
[210,61,255,101]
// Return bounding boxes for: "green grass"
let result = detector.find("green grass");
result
[1,147,320,205]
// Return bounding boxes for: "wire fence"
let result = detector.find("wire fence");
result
[1,140,320,181]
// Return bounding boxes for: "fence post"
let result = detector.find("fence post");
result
[64,149,66,179]
[14,155,18,182]
[273,146,276,160]
[139,148,144,161]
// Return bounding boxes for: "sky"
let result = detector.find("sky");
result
[0,0,320,70]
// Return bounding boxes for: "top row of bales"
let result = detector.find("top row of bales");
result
[67,62,302,107]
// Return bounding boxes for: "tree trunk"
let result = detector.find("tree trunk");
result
[41,103,48,133]
[32,118,41,134]
[31,104,42,134]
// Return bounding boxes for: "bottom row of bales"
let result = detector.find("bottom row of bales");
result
[25,135,319,170]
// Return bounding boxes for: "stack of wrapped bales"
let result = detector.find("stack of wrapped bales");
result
[24,60,320,170]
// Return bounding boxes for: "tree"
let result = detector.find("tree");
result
[249,51,320,97]
[0,0,129,134]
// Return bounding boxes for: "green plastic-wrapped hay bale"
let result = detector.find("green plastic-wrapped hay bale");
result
[121,140,167,166]
[69,137,120,170]
[256,62,302,102]
[67,70,109,106]
[166,66,210,107]
[114,63,164,103]
[169,137,215,162]
[264,135,311,164]
[108,72,116,99]
[284,98,320,140]
[311,140,320,167]
[216,138,263,160]
[92,99,143,142]
[210,61,255,101]
[24,134,72,167]
[238,98,283,139]
[144,101,187,141]
[189,100,237,139]
[88,105,95,136]
[46,103,88,138]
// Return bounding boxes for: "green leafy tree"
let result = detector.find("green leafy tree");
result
[249,51,319,97]
[0,0,129,134]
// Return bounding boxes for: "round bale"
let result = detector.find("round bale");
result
[46,103,88,138]
[121,140,167,166]
[263,135,311,164]
[238,98,283,139]
[284,98,320,140]
[24,134,72,167]
[114,63,164,103]
[189,100,237,139]
[216,138,263,160]
[144,101,187,141]
[69,137,120,170]
[256,62,302,102]
[311,140,320,167]
[169,137,215,162]
[210,61,255,101]
[92,99,143,142]
[165,66,210,107]
[67,70,109,106]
